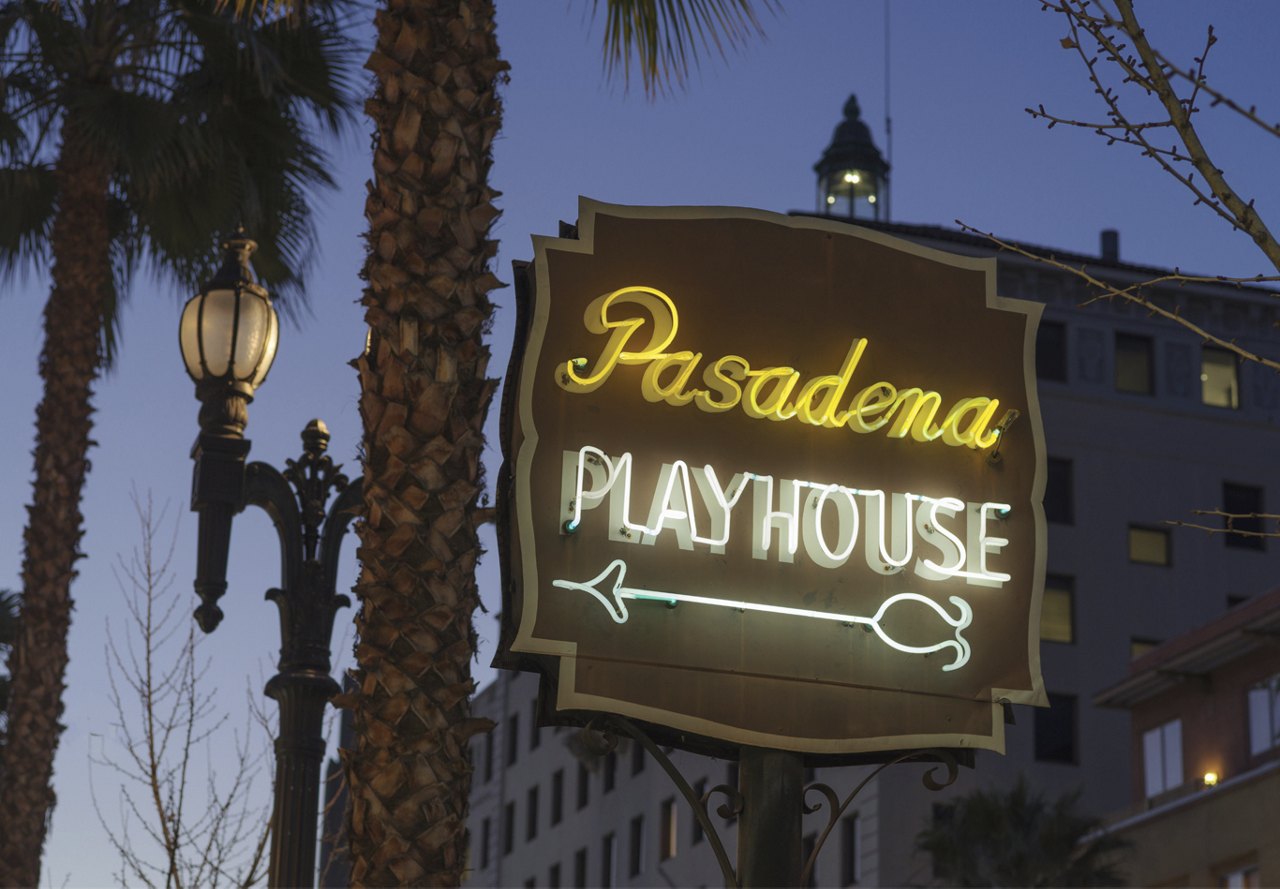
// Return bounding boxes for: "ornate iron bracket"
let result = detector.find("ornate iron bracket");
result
[580,716,744,889]
[799,749,960,886]
[576,716,961,889]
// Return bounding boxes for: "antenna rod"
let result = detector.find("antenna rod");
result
[884,0,893,222]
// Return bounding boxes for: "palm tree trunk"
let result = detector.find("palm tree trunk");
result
[0,130,111,887]
[346,0,506,884]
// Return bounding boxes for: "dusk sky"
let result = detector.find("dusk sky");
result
[3,1,1279,882]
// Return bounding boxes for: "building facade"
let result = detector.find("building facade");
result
[1095,586,1280,886]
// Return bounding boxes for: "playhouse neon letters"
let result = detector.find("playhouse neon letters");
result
[561,445,1012,587]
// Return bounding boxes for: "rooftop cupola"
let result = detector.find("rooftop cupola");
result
[815,94,889,221]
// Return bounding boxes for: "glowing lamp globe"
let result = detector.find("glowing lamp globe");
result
[179,234,279,436]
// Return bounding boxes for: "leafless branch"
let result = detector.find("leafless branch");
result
[89,491,271,888]
[959,224,1280,372]
[1168,510,1280,540]
[1030,0,1280,274]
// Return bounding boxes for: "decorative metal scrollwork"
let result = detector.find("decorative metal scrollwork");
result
[799,749,960,886]
[584,715,742,888]
[703,782,744,822]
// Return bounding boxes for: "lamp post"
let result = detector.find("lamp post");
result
[180,233,360,888]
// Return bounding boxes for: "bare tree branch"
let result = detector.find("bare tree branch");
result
[89,492,271,888]
[1028,1,1280,274]
[958,224,1280,373]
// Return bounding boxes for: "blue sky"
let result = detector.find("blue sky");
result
[3,1,1278,883]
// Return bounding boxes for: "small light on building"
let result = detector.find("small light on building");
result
[867,195,877,204]
[826,195,836,205]
[1203,771,1219,786]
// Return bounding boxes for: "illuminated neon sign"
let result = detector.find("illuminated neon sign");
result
[559,286,1004,449]
[500,200,1048,757]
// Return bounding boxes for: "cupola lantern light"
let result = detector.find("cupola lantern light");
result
[815,94,890,221]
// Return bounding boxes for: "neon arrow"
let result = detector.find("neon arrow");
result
[551,559,973,671]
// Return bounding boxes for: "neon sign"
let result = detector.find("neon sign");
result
[559,286,1004,449]
[500,200,1048,756]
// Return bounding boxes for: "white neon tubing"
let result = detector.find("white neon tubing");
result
[866,490,915,569]
[810,484,861,563]
[978,502,1013,583]
[552,559,972,672]
[691,465,751,548]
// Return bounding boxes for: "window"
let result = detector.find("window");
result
[526,786,539,841]
[576,762,589,810]
[530,700,541,750]
[1202,346,1239,408]
[480,817,491,869]
[1041,575,1074,644]
[1143,718,1183,797]
[1034,692,1077,763]
[802,833,817,888]
[660,798,677,861]
[1129,526,1171,565]
[691,779,707,845]
[600,832,616,889]
[1221,865,1261,888]
[548,863,561,889]
[503,802,516,855]
[1248,674,1280,755]
[841,813,860,885]
[629,815,645,877]
[603,751,617,792]
[1036,320,1067,382]
[1223,483,1265,550]
[1130,637,1161,660]
[483,731,494,782]
[506,713,519,766]
[1044,458,1074,524]
[1116,333,1154,394]
[573,848,587,889]
[631,742,645,775]
[551,769,564,825]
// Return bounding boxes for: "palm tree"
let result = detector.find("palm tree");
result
[344,0,771,884]
[916,776,1130,887]
[0,1,353,882]
[0,590,16,737]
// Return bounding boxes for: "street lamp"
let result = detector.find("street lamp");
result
[181,232,360,889]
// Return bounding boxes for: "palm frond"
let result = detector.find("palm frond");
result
[593,0,777,96]
[0,163,54,284]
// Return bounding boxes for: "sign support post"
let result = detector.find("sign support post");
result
[737,747,805,888]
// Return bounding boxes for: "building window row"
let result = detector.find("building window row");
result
[1043,458,1265,555]
[1036,321,1243,411]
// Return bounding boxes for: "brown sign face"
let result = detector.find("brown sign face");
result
[498,200,1047,755]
